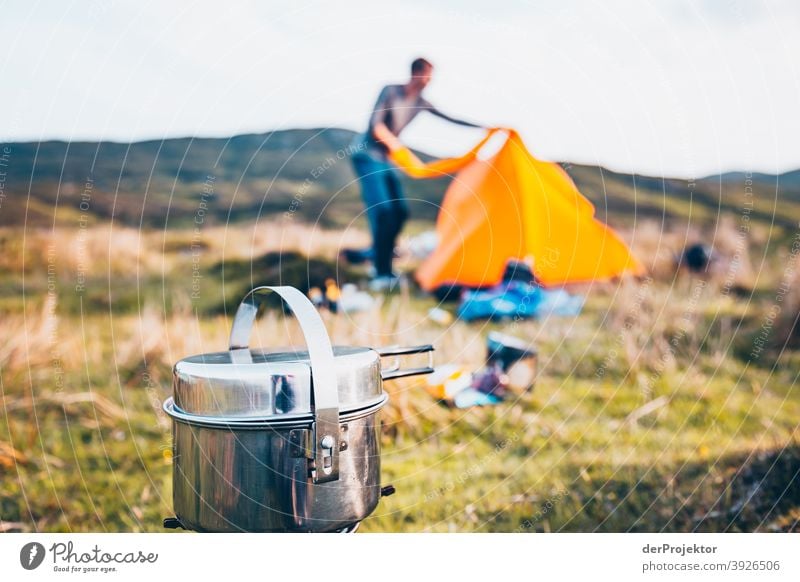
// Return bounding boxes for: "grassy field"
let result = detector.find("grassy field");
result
[1,215,798,533]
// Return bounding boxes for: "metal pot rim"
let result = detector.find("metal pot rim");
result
[162,393,388,430]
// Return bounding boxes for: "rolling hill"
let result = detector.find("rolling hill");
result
[2,128,798,234]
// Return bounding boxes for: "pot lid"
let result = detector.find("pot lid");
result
[173,345,382,419]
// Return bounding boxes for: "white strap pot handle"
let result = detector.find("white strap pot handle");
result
[229,285,340,484]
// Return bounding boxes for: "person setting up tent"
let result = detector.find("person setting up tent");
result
[351,57,485,292]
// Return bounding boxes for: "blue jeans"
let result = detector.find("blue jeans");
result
[351,151,409,277]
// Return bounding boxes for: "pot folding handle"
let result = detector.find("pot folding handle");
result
[229,286,340,484]
[377,344,435,380]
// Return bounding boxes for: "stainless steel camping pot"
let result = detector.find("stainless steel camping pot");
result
[163,285,433,532]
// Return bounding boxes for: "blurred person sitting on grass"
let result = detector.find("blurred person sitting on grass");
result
[351,57,484,292]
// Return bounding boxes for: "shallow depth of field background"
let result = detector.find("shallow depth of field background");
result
[0,128,798,532]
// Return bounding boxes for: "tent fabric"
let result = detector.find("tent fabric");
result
[389,129,645,290]
[388,130,497,179]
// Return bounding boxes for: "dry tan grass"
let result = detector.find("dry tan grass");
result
[626,218,756,288]
[0,220,371,279]
[0,217,760,433]
[0,297,60,372]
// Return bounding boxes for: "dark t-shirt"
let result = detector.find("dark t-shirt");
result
[353,84,478,160]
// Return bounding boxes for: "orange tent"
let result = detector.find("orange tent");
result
[389,129,644,291]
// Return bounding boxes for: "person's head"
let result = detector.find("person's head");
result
[409,58,433,91]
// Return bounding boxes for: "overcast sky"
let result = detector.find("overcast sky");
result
[3,0,799,177]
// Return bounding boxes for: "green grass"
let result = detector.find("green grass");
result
[1,239,798,532]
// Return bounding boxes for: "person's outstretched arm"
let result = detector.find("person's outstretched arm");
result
[422,98,483,128]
